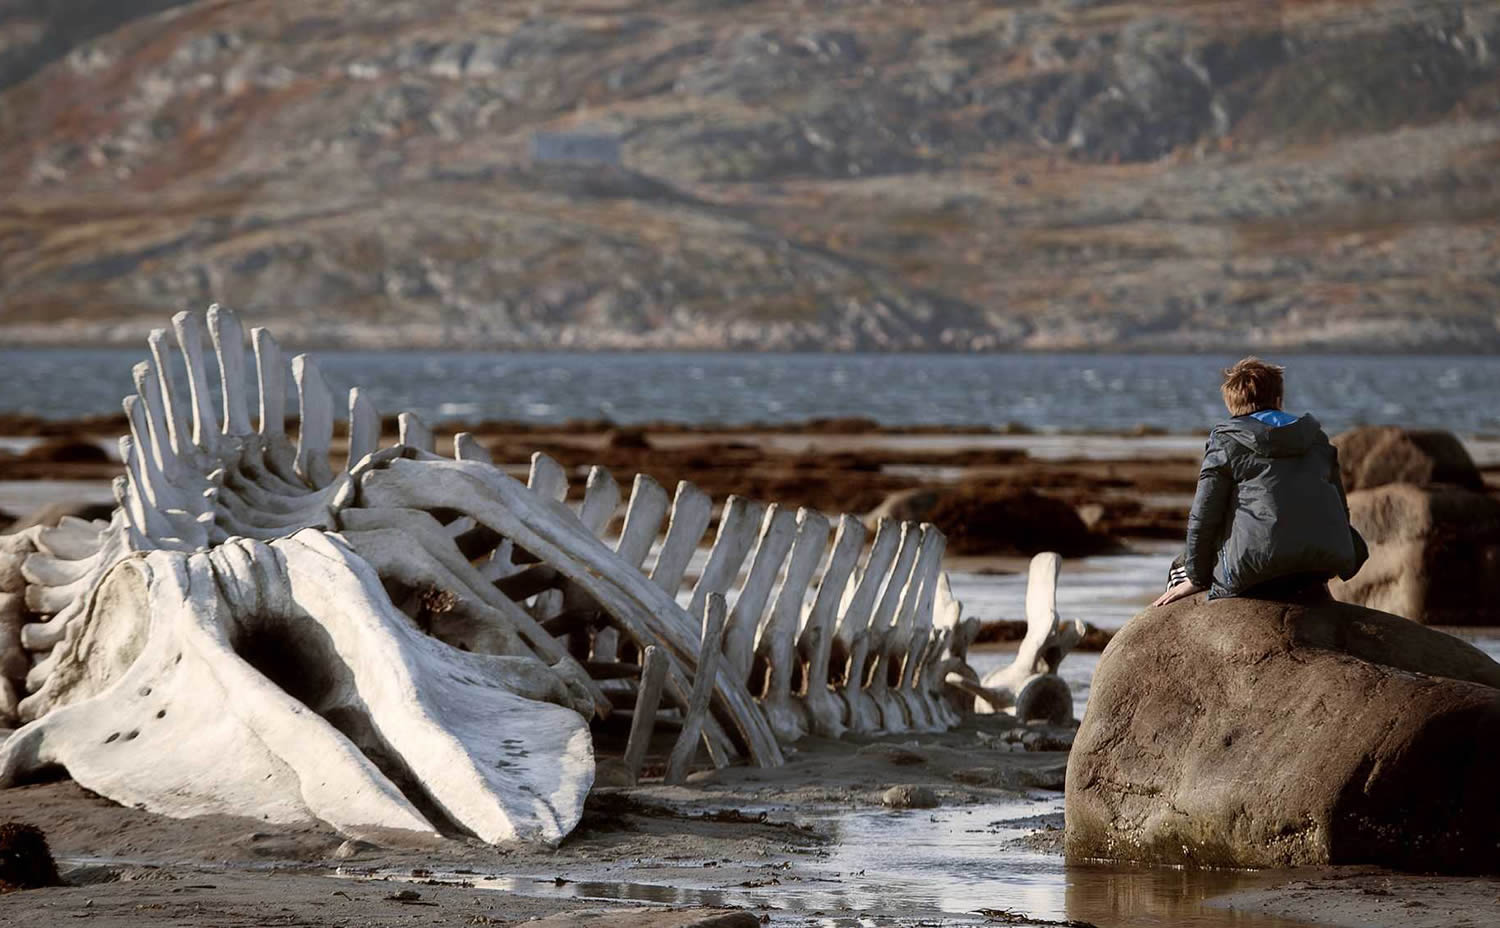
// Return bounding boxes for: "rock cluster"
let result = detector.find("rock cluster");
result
[1330,427,1500,625]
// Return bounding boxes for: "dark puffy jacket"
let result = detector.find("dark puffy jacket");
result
[1183,413,1368,598]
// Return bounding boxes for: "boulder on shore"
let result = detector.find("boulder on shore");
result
[1331,484,1500,625]
[1332,426,1483,492]
[866,485,1113,557]
[1065,595,1500,873]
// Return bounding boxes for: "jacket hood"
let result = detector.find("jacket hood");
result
[1216,413,1326,458]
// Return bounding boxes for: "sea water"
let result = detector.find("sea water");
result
[2,349,1497,436]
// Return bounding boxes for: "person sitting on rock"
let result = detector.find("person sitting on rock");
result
[1153,357,1367,607]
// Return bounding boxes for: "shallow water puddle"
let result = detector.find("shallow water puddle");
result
[350,798,1314,927]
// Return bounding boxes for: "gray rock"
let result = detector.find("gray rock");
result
[881,785,940,809]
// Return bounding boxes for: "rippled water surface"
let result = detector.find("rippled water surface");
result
[3,350,1497,434]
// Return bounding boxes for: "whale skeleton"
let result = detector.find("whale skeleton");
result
[0,306,1081,845]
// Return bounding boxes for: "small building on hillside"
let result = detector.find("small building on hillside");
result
[529,132,623,165]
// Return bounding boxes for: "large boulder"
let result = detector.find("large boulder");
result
[1332,426,1483,492]
[1065,595,1500,872]
[866,485,1113,557]
[1331,484,1500,625]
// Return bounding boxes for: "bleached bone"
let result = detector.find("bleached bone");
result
[651,482,713,596]
[722,505,798,681]
[867,525,945,733]
[623,644,669,784]
[795,515,866,738]
[843,521,920,734]
[665,593,727,785]
[687,496,764,622]
[0,305,997,847]
[171,311,219,454]
[976,552,1086,722]
[208,304,252,438]
[147,329,187,457]
[577,466,620,534]
[895,529,948,731]
[827,518,899,730]
[292,354,335,488]
[359,457,778,767]
[753,508,830,743]
[527,453,569,503]
[399,412,434,454]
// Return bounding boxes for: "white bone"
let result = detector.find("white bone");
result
[796,515,866,738]
[650,481,713,596]
[622,644,669,784]
[868,525,944,733]
[665,593,726,785]
[1,308,1007,852]
[527,452,568,503]
[252,327,286,439]
[131,363,173,479]
[453,432,491,466]
[348,388,381,469]
[399,412,434,454]
[171,311,219,454]
[291,354,334,488]
[577,466,620,535]
[721,504,798,682]
[687,496,764,622]
[843,521,919,734]
[147,329,187,457]
[208,305,252,437]
[755,508,830,743]
[614,475,669,569]
[977,552,1083,721]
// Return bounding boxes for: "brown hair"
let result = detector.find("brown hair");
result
[1220,357,1284,416]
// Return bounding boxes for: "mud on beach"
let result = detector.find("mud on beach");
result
[3,421,1500,925]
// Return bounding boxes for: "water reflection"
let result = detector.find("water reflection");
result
[358,799,1317,926]
[1064,861,1302,927]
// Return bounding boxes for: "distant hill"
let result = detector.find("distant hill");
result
[1,0,1497,351]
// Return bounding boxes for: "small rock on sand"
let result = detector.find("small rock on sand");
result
[881,785,940,809]
[0,822,62,893]
[855,744,927,766]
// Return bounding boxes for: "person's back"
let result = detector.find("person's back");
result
[1156,358,1367,606]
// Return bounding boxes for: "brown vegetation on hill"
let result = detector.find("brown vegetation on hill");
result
[1,0,1497,350]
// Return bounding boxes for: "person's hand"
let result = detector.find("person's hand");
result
[1152,580,1203,608]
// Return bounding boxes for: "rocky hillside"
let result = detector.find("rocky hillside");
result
[1,0,1497,350]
